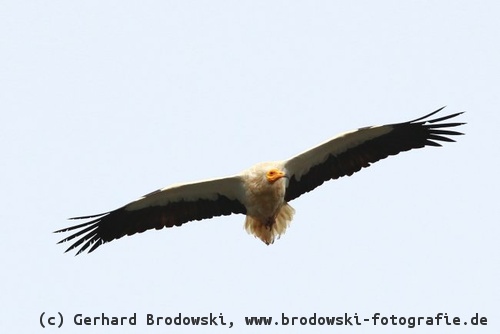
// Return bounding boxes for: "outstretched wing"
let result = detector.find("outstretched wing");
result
[55,176,247,255]
[284,107,465,201]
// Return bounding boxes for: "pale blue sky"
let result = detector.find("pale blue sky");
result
[1,1,499,333]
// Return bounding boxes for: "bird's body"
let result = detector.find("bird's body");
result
[240,162,294,245]
[55,108,465,255]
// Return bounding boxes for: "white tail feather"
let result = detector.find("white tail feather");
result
[244,203,295,245]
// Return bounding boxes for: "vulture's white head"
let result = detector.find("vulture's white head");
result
[243,161,288,191]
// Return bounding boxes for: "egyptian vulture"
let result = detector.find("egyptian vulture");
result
[55,107,464,255]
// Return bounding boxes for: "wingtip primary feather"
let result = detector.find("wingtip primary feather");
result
[68,212,110,220]
[53,212,110,234]
[55,215,105,255]
[408,106,447,123]
[408,107,467,126]
[426,111,465,124]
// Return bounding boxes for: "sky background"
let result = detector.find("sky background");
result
[1,1,499,333]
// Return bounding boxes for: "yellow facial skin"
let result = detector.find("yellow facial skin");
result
[266,168,286,183]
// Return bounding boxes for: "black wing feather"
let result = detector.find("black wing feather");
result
[55,195,246,255]
[285,108,464,201]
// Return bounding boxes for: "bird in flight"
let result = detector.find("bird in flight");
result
[55,107,464,255]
